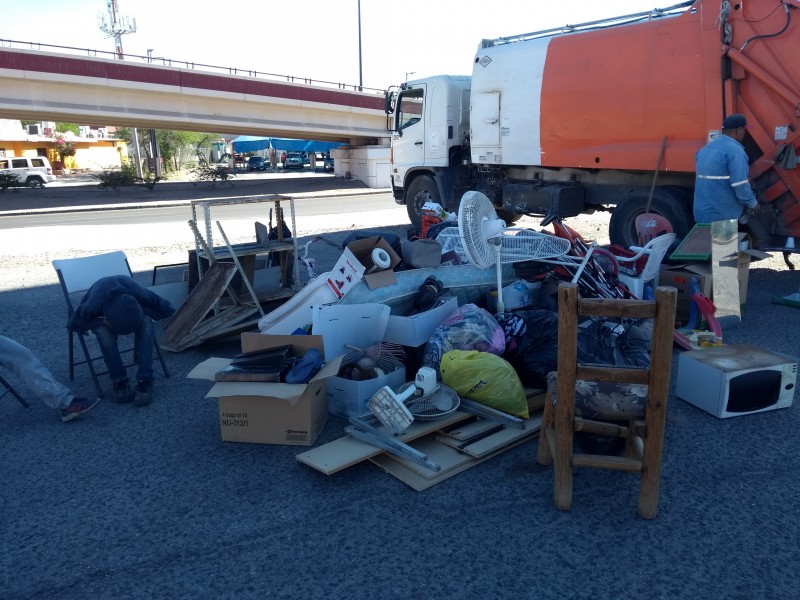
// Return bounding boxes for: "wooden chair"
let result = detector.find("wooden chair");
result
[536,282,677,519]
[52,251,170,398]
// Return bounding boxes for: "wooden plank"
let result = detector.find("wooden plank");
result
[370,434,535,492]
[376,436,476,480]
[454,413,542,458]
[527,391,547,413]
[439,418,498,441]
[161,262,237,345]
[296,411,472,475]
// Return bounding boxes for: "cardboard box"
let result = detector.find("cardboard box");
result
[326,367,407,419]
[658,264,712,324]
[384,296,459,347]
[187,333,342,446]
[312,303,406,418]
[325,236,402,299]
[660,241,768,323]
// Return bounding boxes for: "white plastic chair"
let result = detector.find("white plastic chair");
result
[616,233,676,299]
[52,251,170,397]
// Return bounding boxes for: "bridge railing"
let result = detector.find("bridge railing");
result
[0,38,384,95]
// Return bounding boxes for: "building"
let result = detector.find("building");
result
[0,119,127,173]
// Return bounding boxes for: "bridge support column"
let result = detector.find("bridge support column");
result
[332,145,390,188]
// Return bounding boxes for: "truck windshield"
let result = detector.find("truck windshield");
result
[397,89,423,132]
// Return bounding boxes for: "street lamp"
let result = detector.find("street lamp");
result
[357,0,363,91]
[405,71,416,81]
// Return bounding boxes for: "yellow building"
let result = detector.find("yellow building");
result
[0,120,127,173]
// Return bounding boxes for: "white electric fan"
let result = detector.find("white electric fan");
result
[440,191,571,314]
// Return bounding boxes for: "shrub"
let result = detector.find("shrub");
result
[188,163,235,185]
[95,163,137,192]
[0,172,21,192]
[136,171,163,191]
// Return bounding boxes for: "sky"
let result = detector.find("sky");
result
[1,0,686,92]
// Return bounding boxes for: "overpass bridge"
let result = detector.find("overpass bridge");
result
[0,43,393,185]
[0,44,388,144]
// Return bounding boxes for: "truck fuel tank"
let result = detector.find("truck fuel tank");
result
[502,183,584,218]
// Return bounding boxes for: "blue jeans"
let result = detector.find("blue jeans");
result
[0,335,74,409]
[92,317,155,384]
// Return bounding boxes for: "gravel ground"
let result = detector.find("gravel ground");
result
[3,183,800,599]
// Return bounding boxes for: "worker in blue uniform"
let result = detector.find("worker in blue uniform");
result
[694,113,760,223]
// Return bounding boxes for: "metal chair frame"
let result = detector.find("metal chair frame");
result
[52,251,170,398]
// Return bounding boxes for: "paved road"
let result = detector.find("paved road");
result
[2,175,800,599]
[0,171,387,215]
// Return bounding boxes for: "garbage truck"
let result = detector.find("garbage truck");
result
[384,0,800,250]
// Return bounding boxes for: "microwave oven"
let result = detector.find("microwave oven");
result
[676,344,797,418]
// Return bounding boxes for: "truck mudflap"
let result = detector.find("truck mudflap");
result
[502,183,584,219]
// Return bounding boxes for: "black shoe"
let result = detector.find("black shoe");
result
[112,380,132,404]
[60,396,101,422]
[133,381,154,406]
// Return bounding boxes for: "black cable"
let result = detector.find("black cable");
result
[741,2,793,50]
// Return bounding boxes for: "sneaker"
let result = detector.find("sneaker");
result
[61,396,101,422]
[112,379,132,403]
[133,381,154,406]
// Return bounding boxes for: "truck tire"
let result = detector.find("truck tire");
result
[497,209,523,225]
[26,177,44,189]
[405,175,440,231]
[609,188,692,248]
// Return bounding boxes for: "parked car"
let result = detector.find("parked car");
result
[247,156,267,171]
[0,156,57,188]
[284,151,306,169]
[323,154,334,172]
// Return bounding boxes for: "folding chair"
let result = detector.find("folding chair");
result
[0,373,29,407]
[536,282,677,519]
[52,251,170,398]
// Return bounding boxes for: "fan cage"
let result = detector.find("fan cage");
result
[399,382,461,421]
[436,227,571,266]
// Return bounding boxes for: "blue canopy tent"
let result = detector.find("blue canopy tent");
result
[270,138,343,154]
[230,135,271,153]
[230,135,343,155]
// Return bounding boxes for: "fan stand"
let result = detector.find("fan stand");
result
[492,239,505,316]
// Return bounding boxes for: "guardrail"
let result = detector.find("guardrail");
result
[0,38,384,95]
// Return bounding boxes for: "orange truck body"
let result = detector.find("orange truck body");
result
[386,0,800,249]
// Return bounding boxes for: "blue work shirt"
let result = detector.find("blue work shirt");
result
[693,134,757,223]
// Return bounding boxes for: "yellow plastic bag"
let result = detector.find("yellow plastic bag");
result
[440,350,529,419]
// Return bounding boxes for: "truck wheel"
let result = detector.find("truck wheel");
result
[497,209,523,225]
[406,175,440,231]
[27,177,44,189]
[609,188,692,248]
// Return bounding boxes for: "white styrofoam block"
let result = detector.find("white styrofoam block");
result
[311,303,390,359]
[384,297,458,347]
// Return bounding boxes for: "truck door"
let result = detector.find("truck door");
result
[391,85,425,188]
[470,91,500,161]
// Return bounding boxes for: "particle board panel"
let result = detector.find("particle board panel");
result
[296,410,472,475]
[448,412,542,458]
[370,435,535,492]
[376,436,477,480]
[440,418,500,441]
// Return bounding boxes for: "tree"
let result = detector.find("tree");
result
[116,128,215,172]
[55,122,80,136]
[156,130,208,171]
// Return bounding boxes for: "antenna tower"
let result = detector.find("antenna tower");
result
[98,0,137,59]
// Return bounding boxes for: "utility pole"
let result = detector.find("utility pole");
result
[98,0,144,178]
[357,0,363,91]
